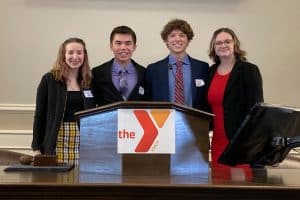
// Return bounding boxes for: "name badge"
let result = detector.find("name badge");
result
[83,90,94,98]
[138,86,144,95]
[195,79,205,87]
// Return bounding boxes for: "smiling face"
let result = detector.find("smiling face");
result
[165,29,189,58]
[110,33,136,66]
[64,42,85,70]
[214,32,235,60]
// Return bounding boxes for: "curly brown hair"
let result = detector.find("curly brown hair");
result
[161,19,194,42]
[208,27,247,64]
[51,37,92,88]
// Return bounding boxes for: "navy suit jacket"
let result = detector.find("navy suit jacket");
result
[146,56,209,110]
[92,59,147,106]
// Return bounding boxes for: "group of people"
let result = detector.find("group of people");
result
[31,18,264,175]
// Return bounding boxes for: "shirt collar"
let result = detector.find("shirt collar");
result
[168,54,190,66]
[112,59,135,73]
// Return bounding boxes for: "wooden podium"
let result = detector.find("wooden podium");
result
[75,101,213,181]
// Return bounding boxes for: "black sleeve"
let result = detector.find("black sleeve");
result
[31,74,48,151]
[243,64,264,112]
[145,65,153,101]
[91,68,102,106]
[142,66,150,101]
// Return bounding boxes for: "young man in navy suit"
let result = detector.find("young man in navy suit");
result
[146,19,209,110]
[92,26,146,106]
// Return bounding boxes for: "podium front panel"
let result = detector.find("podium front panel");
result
[79,110,122,176]
[79,107,210,179]
[171,111,209,176]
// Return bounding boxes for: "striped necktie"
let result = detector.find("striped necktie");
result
[119,70,128,100]
[174,60,184,104]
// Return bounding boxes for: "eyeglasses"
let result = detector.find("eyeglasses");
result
[214,39,233,46]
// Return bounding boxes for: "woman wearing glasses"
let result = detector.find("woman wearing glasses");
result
[206,28,264,180]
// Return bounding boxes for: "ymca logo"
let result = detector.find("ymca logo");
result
[134,110,170,152]
[117,109,175,154]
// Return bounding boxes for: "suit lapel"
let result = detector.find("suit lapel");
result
[106,60,123,98]
[162,57,170,98]
[224,60,241,96]
[128,60,141,99]
[189,57,199,102]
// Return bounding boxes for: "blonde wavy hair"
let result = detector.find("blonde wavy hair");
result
[51,37,92,88]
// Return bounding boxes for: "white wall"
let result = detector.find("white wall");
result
[1,0,300,107]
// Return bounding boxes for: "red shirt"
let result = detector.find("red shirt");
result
[208,72,230,165]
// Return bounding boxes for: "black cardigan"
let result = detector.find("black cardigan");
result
[31,72,95,154]
[206,60,264,139]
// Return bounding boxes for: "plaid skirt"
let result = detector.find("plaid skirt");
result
[56,122,79,165]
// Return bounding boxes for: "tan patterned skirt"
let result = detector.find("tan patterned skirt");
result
[56,122,79,165]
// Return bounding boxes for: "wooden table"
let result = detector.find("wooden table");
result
[1,166,300,200]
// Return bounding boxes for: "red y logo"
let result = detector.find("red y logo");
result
[133,110,170,152]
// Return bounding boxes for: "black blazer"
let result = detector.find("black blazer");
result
[146,56,209,110]
[31,72,95,154]
[92,59,147,106]
[206,60,264,139]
